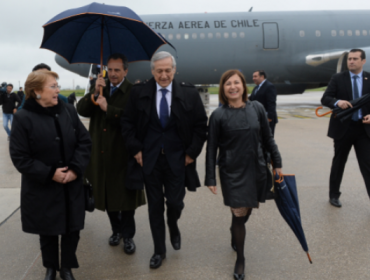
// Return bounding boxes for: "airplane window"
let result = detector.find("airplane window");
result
[239,32,245,38]
[224,32,229,39]
[299,31,305,37]
[176,34,181,40]
[184,34,189,40]
[339,30,344,36]
[216,32,221,39]
[200,33,205,39]
[168,34,173,40]
[315,30,321,37]
[192,33,197,39]
[208,33,213,39]
[355,30,360,36]
[331,30,337,37]
[347,30,352,36]
[363,30,368,36]
[232,32,237,38]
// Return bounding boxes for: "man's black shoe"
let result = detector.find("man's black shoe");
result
[123,238,136,254]
[44,268,56,280]
[169,224,181,250]
[329,198,342,208]
[109,232,122,246]
[149,253,166,269]
[60,268,76,280]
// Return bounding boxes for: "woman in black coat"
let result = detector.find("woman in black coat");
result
[205,70,282,280]
[10,70,91,280]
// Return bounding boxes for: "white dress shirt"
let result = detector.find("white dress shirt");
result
[156,82,172,117]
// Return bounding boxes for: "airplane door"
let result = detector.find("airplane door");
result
[263,23,279,49]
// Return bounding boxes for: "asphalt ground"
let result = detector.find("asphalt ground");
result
[1,91,370,280]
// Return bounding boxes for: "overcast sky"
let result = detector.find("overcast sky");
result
[1,0,369,90]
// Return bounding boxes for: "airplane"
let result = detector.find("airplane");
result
[55,9,370,94]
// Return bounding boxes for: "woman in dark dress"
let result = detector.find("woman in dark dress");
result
[205,70,282,280]
[9,70,92,280]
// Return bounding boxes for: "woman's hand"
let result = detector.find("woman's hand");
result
[274,168,283,176]
[62,170,77,184]
[52,167,68,183]
[208,186,217,194]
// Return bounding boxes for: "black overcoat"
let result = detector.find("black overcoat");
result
[205,101,282,207]
[120,78,208,191]
[321,70,370,140]
[10,99,92,235]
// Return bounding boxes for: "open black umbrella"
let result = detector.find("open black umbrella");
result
[316,93,370,121]
[274,173,312,264]
[40,2,175,105]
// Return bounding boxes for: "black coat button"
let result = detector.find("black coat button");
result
[55,137,60,141]
[55,114,59,118]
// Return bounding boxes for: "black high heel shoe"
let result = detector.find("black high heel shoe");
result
[233,258,245,280]
[233,273,245,280]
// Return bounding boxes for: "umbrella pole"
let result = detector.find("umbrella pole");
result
[91,16,104,106]
[307,252,312,264]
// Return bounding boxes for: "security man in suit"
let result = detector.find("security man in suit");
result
[250,70,278,136]
[321,49,370,208]
[121,51,208,269]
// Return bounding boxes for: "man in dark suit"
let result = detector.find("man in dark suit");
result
[121,51,207,269]
[250,70,278,135]
[321,49,370,208]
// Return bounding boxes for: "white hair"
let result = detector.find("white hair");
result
[150,51,176,69]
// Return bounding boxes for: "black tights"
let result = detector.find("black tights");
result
[231,210,251,275]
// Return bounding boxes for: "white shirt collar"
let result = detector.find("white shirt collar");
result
[110,77,125,89]
[156,82,172,93]
[258,79,266,88]
[350,71,363,79]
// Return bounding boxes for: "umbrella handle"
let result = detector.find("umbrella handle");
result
[307,252,313,264]
[273,170,284,183]
[90,87,102,106]
[315,106,332,117]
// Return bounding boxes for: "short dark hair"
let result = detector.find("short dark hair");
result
[107,53,128,70]
[32,63,51,72]
[219,69,248,105]
[7,83,13,88]
[19,87,23,89]
[349,49,366,60]
[254,70,267,79]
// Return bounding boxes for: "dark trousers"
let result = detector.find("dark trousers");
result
[144,154,186,254]
[106,210,135,238]
[329,121,370,199]
[39,231,80,270]
[269,121,276,136]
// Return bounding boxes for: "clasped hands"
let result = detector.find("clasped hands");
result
[337,100,370,124]
[207,167,283,194]
[52,167,77,184]
[134,151,194,167]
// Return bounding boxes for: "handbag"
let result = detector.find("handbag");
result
[64,106,95,212]
[84,179,95,212]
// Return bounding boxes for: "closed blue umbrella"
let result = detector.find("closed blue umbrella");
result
[274,173,312,264]
[40,2,175,104]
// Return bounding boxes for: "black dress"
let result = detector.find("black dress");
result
[205,101,282,208]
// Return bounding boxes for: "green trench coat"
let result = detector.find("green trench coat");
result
[77,78,145,211]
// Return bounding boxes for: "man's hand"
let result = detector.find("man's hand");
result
[363,114,370,124]
[62,170,77,184]
[96,95,108,112]
[268,118,272,122]
[337,100,353,109]
[94,74,106,96]
[185,154,194,166]
[274,168,283,176]
[52,167,68,183]
[134,151,143,167]
[207,186,217,194]
[13,108,17,114]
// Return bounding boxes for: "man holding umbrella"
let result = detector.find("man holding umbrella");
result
[77,53,145,253]
[321,49,370,207]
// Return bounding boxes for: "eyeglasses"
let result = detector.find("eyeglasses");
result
[46,85,61,90]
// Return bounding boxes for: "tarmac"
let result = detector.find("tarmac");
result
[1,91,370,280]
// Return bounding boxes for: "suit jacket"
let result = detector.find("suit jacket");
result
[121,78,208,191]
[321,70,370,140]
[249,80,278,124]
